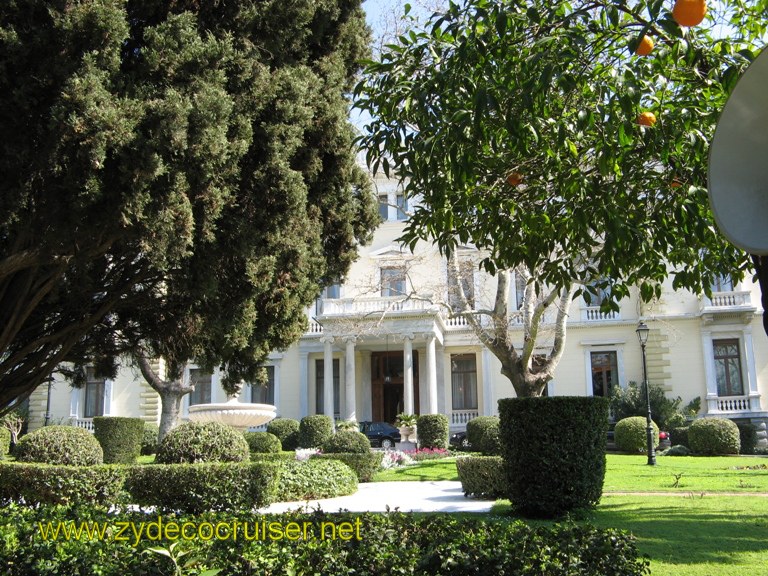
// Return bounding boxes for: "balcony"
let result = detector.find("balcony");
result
[700,291,756,324]
[581,306,620,322]
[321,296,436,316]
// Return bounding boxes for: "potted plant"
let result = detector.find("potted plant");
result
[395,413,418,443]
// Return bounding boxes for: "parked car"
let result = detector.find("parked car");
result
[358,421,401,449]
[450,431,471,449]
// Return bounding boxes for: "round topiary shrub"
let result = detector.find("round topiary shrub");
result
[15,425,103,465]
[669,426,690,448]
[267,418,300,451]
[417,414,449,449]
[466,416,501,455]
[93,416,145,464]
[299,415,334,449]
[0,428,10,458]
[155,421,250,464]
[500,396,609,519]
[321,430,371,454]
[141,423,160,455]
[613,416,659,453]
[244,431,282,453]
[688,417,740,455]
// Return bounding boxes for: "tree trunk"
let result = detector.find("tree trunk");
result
[753,255,768,338]
[134,353,193,442]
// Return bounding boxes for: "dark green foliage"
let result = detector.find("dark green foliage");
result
[312,452,383,482]
[466,416,501,455]
[670,426,690,448]
[0,427,9,457]
[321,430,371,453]
[614,416,659,453]
[126,462,279,513]
[737,422,758,455]
[0,463,127,507]
[610,383,684,431]
[661,445,691,456]
[277,459,358,502]
[155,421,249,464]
[0,506,650,576]
[499,396,609,519]
[140,423,159,455]
[417,414,449,450]
[243,431,282,453]
[298,415,334,448]
[455,456,506,498]
[15,425,103,466]
[93,417,144,464]
[688,418,740,455]
[267,417,300,451]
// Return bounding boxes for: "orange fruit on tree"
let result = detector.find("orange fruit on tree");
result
[672,0,707,27]
[637,111,657,127]
[506,172,524,186]
[635,35,654,56]
[670,178,683,188]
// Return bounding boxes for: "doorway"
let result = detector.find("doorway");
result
[371,351,419,423]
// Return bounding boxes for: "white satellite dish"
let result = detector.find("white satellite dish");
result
[708,46,768,255]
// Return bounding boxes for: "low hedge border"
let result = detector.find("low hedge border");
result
[126,462,280,513]
[0,462,128,507]
[455,455,506,498]
[311,452,383,482]
[250,451,296,463]
[277,458,358,502]
[0,507,651,576]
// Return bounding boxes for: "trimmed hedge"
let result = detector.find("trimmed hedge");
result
[499,396,609,519]
[321,430,371,453]
[251,451,296,464]
[312,452,384,482]
[15,425,103,466]
[670,426,690,448]
[156,421,250,463]
[737,422,758,455]
[244,431,282,453]
[466,416,501,455]
[613,416,659,453]
[417,414,449,449]
[456,456,506,498]
[140,423,160,455]
[93,417,145,464]
[0,427,10,457]
[267,417,300,451]
[0,507,650,576]
[126,462,280,513]
[299,415,334,448]
[0,462,127,507]
[688,417,740,455]
[277,458,358,502]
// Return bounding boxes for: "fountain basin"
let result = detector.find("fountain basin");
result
[188,397,277,430]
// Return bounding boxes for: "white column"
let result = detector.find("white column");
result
[425,334,438,414]
[299,351,309,417]
[361,351,373,421]
[344,337,357,421]
[744,328,761,410]
[700,330,719,413]
[103,380,113,416]
[321,336,335,418]
[482,348,495,416]
[402,334,415,414]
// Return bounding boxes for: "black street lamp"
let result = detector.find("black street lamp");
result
[636,321,656,465]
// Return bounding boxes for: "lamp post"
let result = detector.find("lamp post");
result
[636,321,656,465]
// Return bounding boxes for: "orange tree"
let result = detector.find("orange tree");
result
[355,0,768,396]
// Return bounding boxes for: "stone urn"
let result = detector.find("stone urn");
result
[398,425,418,443]
[188,396,277,431]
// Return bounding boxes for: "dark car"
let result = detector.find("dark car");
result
[358,421,401,449]
[450,431,471,449]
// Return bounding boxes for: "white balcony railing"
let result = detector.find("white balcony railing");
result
[321,296,435,316]
[704,291,752,309]
[70,417,95,432]
[716,396,750,412]
[451,410,479,425]
[581,306,620,322]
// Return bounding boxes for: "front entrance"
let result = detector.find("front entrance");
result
[371,351,420,423]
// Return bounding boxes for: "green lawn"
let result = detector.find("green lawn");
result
[372,456,459,482]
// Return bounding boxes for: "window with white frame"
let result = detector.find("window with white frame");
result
[315,283,341,315]
[584,280,611,307]
[713,339,744,396]
[378,194,389,220]
[84,367,106,418]
[189,368,212,405]
[514,273,527,310]
[710,275,734,293]
[381,267,406,297]
[396,193,408,220]
[590,351,618,397]
[315,359,340,417]
[451,354,478,410]
[250,366,275,404]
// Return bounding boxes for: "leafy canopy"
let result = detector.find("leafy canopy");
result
[355,0,767,306]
